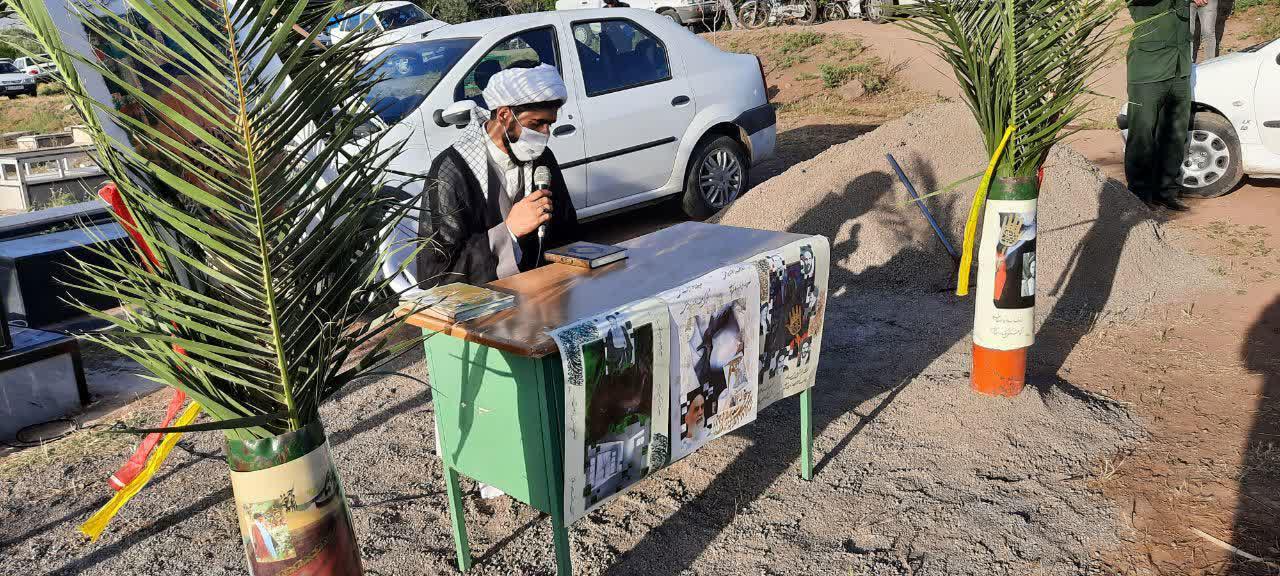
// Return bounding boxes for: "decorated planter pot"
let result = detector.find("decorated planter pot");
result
[226,423,362,576]
[972,176,1039,397]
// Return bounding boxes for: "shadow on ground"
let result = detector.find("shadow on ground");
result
[1230,295,1280,575]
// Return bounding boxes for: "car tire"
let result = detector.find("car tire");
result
[24,87,36,97]
[1180,111,1244,199]
[659,8,683,26]
[823,2,848,21]
[682,136,750,220]
[863,0,892,23]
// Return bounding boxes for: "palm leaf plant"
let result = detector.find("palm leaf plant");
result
[897,0,1123,395]
[13,0,424,570]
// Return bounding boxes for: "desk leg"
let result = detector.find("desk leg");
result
[800,387,813,481]
[550,510,573,576]
[443,465,472,571]
[534,356,574,576]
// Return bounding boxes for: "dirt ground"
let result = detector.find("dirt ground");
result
[2,13,1278,576]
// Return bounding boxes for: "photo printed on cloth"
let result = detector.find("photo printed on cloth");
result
[658,263,761,463]
[551,299,671,524]
[752,237,830,410]
[975,199,1038,350]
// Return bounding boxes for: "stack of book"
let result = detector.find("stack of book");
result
[406,283,515,323]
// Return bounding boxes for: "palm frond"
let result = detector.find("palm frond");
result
[12,0,426,440]
[899,0,1124,177]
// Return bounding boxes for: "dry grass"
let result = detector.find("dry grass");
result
[707,29,919,124]
[0,93,79,137]
[1235,0,1280,40]
[0,411,149,480]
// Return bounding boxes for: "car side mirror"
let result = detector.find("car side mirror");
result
[436,100,476,127]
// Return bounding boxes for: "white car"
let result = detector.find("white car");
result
[1119,38,1280,198]
[12,55,58,83]
[556,0,725,27]
[362,8,774,290]
[0,61,38,98]
[363,8,774,219]
[328,1,446,46]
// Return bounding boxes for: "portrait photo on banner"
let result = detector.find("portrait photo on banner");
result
[661,263,761,463]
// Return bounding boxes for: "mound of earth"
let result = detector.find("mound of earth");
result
[715,101,1219,322]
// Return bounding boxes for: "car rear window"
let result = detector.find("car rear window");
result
[364,38,477,125]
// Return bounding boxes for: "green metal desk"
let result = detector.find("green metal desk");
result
[408,223,816,575]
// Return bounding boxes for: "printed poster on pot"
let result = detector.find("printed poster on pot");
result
[975,199,1038,350]
[551,299,671,524]
[658,263,762,463]
[752,236,831,410]
[228,442,361,576]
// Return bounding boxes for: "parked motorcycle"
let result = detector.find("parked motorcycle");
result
[737,0,820,28]
[822,0,899,24]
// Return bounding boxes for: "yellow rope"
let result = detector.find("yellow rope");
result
[78,403,202,541]
[956,126,1017,296]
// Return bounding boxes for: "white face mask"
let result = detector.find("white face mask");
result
[505,114,549,163]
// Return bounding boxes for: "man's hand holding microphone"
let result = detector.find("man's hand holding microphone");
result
[506,167,555,239]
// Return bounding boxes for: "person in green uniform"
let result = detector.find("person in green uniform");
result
[1125,0,1206,212]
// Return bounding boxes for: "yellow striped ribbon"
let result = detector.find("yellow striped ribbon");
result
[79,402,202,541]
[956,126,1017,296]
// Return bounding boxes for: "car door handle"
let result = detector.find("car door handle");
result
[553,125,577,137]
[672,95,691,106]
[1264,121,1280,128]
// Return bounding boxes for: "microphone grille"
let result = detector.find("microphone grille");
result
[534,166,551,186]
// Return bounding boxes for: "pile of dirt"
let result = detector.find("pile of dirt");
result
[715,101,1220,324]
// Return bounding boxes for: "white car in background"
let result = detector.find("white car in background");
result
[556,0,725,27]
[362,8,774,220]
[1119,38,1280,198]
[0,61,37,97]
[12,55,58,83]
[329,1,446,46]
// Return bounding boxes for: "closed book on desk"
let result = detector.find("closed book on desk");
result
[405,283,515,323]
[545,242,628,269]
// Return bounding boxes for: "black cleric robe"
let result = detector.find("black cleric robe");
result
[415,117,580,289]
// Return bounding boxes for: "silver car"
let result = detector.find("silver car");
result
[0,61,37,98]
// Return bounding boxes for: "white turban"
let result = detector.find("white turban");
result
[482,63,568,110]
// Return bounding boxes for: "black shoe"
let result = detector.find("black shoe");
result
[1159,197,1191,212]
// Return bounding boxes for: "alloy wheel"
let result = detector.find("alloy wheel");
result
[698,149,744,209]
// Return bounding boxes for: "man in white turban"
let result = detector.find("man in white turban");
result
[415,63,580,288]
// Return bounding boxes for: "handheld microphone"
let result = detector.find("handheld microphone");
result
[533,166,551,241]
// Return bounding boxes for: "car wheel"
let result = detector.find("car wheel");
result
[659,8,683,26]
[823,2,848,21]
[682,136,749,220]
[863,0,891,23]
[1180,111,1243,199]
[738,1,770,29]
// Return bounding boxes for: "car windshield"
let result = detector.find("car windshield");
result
[0,63,16,74]
[364,38,476,125]
[377,4,430,30]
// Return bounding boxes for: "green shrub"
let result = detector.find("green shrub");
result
[818,62,870,88]
[778,31,825,54]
